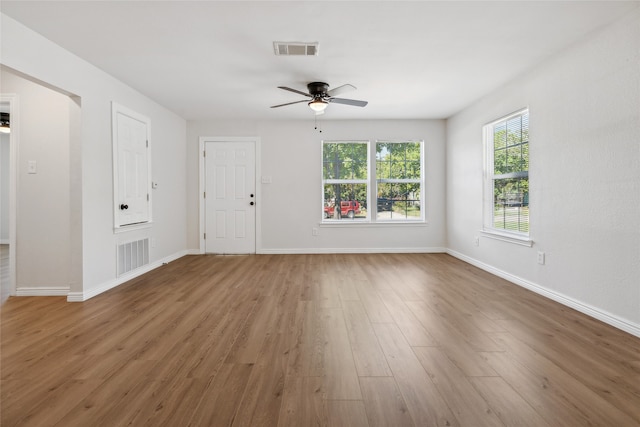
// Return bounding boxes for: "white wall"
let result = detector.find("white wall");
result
[1,14,188,299]
[446,9,640,335]
[0,132,8,243]
[1,70,72,292]
[188,119,447,253]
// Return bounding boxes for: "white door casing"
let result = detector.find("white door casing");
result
[112,103,151,228]
[204,140,256,254]
[1,94,18,296]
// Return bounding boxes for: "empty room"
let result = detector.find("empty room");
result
[1,1,639,426]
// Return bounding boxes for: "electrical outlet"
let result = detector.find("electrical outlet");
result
[537,251,545,265]
[474,236,480,246]
[312,227,319,236]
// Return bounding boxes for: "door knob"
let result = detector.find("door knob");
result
[250,201,254,206]
[120,204,129,210]
[250,194,254,198]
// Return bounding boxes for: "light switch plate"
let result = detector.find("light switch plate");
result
[27,160,37,174]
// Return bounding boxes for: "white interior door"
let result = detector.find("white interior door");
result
[205,141,256,254]
[113,105,150,227]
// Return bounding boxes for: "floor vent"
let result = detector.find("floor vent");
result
[117,238,150,276]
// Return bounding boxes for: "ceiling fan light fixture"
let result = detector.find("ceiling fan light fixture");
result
[308,99,328,112]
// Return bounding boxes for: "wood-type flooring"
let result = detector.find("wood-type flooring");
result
[2,253,639,426]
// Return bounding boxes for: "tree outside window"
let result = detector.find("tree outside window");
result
[322,140,424,222]
[376,141,422,221]
[322,141,368,220]
[486,111,529,234]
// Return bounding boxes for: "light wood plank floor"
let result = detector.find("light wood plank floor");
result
[1,253,639,426]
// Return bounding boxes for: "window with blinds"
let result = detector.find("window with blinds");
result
[484,109,529,234]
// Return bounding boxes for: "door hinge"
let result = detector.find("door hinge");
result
[203,191,206,199]
[146,140,149,148]
[204,233,206,240]
[203,150,206,157]
[147,193,150,201]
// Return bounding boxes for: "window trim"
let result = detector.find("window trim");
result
[480,229,533,247]
[374,139,425,223]
[321,140,370,222]
[320,139,426,225]
[480,107,533,247]
[483,108,531,243]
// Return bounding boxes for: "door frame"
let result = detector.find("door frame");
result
[198,136,261,254]
[1,94,18,296]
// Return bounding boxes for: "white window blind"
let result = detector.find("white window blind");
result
[485,110,529,235]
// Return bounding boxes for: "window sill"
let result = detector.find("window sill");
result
[480,229,533,247]
[320,220,428,228]
[114,221,152,234]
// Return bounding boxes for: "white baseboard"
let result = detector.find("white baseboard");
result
[0,239,9,245]
[16,286,70,296]
[446,249,640,339]
[258,247,447,255]
[67,249,191,302]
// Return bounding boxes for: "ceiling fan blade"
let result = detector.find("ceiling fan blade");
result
[277,86,312,98]
[327,84,356,97]
[270,99,309,108]
[328,97,368,107]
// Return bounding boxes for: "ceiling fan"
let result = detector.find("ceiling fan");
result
[270,82,368,114]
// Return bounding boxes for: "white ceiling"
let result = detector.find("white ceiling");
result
[1,1,637,121]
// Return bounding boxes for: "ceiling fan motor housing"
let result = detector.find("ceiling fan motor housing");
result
[307,82,330,96]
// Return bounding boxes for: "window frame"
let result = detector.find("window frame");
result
[374,140,425,223]
[482,108,532,245]
[320,139,425,225]
[321,140,370,222]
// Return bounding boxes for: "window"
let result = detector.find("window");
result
[322,141,369,220]
[376,141,422,221]
[484,109,529,235]
[322,140,424,223]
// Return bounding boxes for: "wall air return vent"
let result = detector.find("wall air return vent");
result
[273,42,319,56]
[117,238,150,276]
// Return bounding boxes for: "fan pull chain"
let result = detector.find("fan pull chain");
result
[314,114,322,133]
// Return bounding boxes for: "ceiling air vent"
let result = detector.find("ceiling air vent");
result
[273,42,319,56]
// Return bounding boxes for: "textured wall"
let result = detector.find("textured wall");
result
[1,14,188,297]
[187,119,447,253]
[446,9,640,333]
[1,70,71,291]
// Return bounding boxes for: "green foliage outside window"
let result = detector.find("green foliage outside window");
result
[376,141,422,220]
[323,142,368,180]
[322,142,368,219]
[491,112,529,233]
